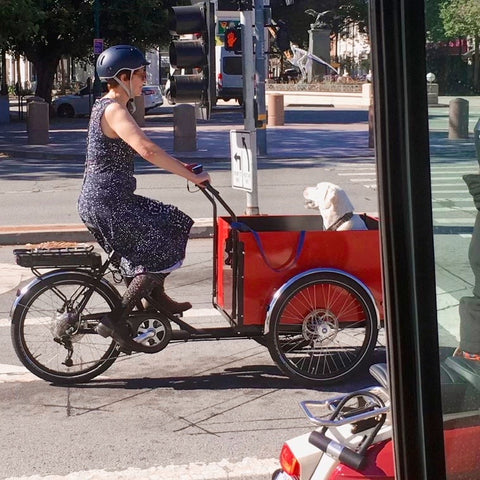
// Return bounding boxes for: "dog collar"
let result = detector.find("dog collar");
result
[326,212,353,231]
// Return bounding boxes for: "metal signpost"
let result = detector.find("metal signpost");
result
[232,0,259,214]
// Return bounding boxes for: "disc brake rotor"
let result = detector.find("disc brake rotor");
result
[302,308,339,345]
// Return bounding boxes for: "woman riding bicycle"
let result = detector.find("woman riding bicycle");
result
[78,44,210,350]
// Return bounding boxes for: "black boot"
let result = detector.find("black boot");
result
[144,273,192,314]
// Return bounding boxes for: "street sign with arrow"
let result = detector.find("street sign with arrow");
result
[230,130,255,192]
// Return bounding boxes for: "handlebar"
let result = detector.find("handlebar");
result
[185,164,237,222]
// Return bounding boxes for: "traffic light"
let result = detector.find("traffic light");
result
[224,26,241,52]
[168,2,215,117]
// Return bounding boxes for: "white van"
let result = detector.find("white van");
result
[215,46,243,104]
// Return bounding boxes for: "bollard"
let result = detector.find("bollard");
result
[267,94,284,126]
[427,83,439,105]
[474,119,480,166]
[0,95,9,123]
[131,95,145,127]
[27,101,49,145]
[368,104,375,149]
[173,104,197,152]
[449,98,469,140]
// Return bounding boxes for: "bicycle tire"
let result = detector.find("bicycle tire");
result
[267,271,378,386]
[11,271,121,384]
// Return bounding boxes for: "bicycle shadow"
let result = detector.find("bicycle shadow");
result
[60,348,387,393]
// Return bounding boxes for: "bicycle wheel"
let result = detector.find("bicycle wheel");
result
[11,271,121,384]
[267,271,378,386]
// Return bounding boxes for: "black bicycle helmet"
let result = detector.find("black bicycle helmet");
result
[96,45,150,80]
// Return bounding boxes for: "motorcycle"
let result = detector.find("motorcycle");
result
[272,356,480,480]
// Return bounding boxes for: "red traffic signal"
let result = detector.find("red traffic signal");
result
[224,26,241,52]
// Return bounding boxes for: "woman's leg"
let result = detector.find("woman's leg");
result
[97,273,157,346]
[144,273,192,314]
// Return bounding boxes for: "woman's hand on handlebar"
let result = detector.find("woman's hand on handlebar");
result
[193,171,211,187]
[185,163,211,187]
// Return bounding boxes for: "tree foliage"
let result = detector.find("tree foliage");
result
[0,0,40,49]
[4,0,175,103]
[440,0,480,89]
[270,0,368,50]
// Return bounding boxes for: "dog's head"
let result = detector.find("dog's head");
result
[303,182,355,223]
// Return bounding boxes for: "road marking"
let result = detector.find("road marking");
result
[434,218,475,225]
[0,309,222,327]
[4,457,279,480]
[0,262,34,295]
[0,364,39,383]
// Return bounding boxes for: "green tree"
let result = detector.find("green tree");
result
[425,0,447,42]
[0,0,40,94]
[271,0,368,49]
[440,0,480,89]
[10,0,175,104]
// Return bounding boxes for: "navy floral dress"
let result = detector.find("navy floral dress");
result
[78,98,193,276]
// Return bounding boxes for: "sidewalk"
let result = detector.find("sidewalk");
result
[0,97,375,245]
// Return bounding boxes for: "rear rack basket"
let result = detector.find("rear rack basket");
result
[14,245,102,269]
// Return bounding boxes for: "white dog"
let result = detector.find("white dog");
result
[303,182,367,231]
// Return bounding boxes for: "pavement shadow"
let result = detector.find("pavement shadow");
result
[58,348,387,393]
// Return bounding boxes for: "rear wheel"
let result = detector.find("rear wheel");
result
[267,272,378,386]
[11,272,121,384]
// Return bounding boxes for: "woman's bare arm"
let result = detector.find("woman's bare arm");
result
[102,101,210,185]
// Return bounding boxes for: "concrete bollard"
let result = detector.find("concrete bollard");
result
[449,98,469,140]
[131,95,145,127]
[267,94,284,126]
[27,101,49,145]
[0,95,9,123]
[173,104,197,152]
[427,83,439,105]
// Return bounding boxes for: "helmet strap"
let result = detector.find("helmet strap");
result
[113,74,134,101]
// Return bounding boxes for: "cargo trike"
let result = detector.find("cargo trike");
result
[10,181,383,386]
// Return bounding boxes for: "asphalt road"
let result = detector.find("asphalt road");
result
[0,237,384,480]
[0,103,477,479]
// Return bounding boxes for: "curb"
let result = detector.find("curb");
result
[0,219,214,246]
[4,457,280,480]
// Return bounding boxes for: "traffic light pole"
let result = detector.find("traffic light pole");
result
[241,7,259,215]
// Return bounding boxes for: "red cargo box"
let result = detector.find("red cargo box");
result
[215,214,383,327]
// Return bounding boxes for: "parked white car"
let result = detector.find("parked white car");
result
[142,85,163,111]
[52,84,163,117]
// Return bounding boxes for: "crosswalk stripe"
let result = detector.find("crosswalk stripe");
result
[434,218,475,224]
[432,207,475,212]
[0,308,222,327]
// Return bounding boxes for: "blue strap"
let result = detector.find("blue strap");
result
[231,221,306,273]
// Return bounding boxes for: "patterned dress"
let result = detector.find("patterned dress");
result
[78,98,193,276]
